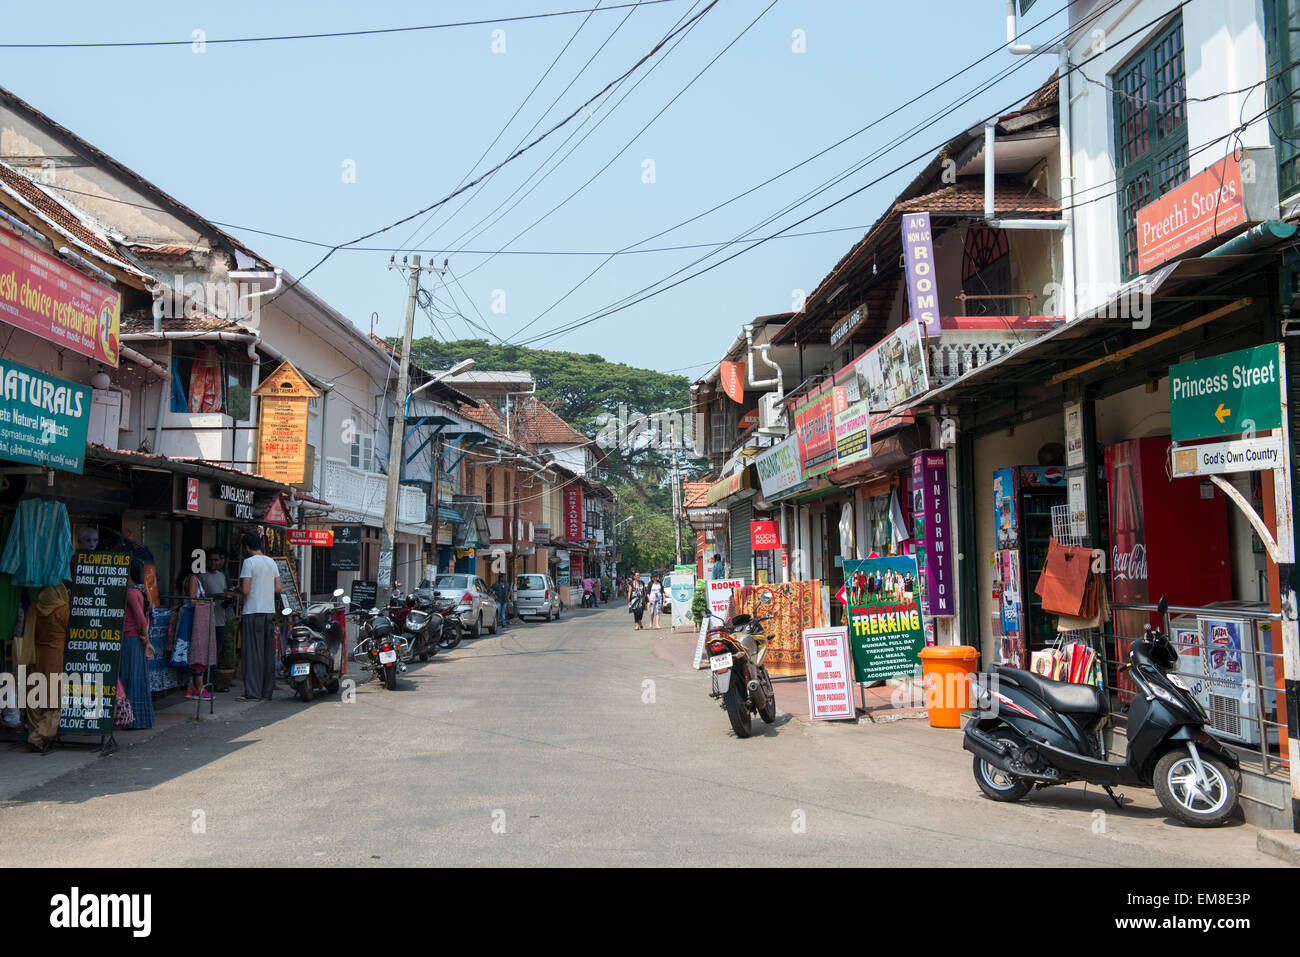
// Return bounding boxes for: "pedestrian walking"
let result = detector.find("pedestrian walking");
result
[648,572,664,630]
[628,573,647,630]
[710,553,725,580]
[491,574,510,630]
[237,531,281,701]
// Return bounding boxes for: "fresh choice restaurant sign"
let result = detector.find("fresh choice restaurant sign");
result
[0,357,91,473]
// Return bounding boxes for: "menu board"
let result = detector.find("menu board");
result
[61,552,130,736]
[350,579,378,610]
[274,558,303,614]
[331,524,362,571]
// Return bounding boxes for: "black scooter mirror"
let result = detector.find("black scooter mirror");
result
[1157,596,1169,616]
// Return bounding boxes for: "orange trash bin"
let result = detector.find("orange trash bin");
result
[917,645,980,728]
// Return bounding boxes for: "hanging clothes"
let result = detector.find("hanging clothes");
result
[0,515,21,641]
[0,499,73,588]
[188,346,222,413]
[187,600,216,670]
[22,584,70,749]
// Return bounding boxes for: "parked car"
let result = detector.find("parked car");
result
[430,574,498,637]
[515,573,561,621]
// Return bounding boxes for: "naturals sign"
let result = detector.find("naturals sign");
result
[0,357,91,473]
[0,229,121,366]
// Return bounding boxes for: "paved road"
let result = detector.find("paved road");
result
[0,607,1280,866]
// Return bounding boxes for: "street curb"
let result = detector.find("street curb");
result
[1256,829,1300,865]
[862,709,929,724]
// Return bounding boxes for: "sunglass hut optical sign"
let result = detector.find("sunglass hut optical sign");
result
[217,483,255,520]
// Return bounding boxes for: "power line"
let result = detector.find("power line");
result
[392,0,617,253]
[259,0,719,312]
[512,0,1187,348]
[0,2,686,48]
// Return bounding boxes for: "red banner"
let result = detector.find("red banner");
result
[287,529,334,547]
[794,381,836,478]
[564,485,584,542]
[750,520,780,550]
[0,229,122,366]
[1137,154,1244,273]
[720,360,745,404]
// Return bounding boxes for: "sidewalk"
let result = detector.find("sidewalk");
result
[0,678,268,803]
[649,625,926,723]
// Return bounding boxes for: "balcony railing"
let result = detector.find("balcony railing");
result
[323,459,425,527]
[927,315,1064,387]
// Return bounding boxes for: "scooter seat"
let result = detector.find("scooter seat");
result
[993,666,1106,715]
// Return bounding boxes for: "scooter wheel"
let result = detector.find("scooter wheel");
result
[296,679,313,703]
[1154,748,1239,827]
[419,651,429,662]
[973,730,1032,802]
[325,679,340,694]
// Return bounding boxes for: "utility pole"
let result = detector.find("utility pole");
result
[379,255,437,610]
[670,444,682,566]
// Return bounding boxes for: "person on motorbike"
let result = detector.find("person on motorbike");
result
[582,575,597,607]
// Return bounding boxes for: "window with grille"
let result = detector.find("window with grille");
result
[1112,16,1188,279]
[709,404,732,455]
[1266,0,1300,198]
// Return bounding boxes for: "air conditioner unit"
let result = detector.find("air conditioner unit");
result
[756,393,787,436]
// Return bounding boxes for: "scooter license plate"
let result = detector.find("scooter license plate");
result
[710,653,732,673]
[290,663,310,677]
[379,650,397,665]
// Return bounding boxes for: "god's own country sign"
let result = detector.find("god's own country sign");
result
[1169,344,1283,442]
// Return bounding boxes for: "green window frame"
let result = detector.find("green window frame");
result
[1265,0,1300,198]
[1112,16,1189,280]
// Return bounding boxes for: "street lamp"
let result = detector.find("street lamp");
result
[380,357,476,608]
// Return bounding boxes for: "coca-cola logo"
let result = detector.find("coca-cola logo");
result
[1112,543,1148,582]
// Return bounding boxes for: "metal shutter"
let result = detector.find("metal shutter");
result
[728,496,754,585]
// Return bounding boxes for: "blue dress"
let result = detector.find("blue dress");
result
[119,624,155,730]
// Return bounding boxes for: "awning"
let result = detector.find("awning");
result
[705,466,754,505]
[85,445,297,495]
[435,506,465,524]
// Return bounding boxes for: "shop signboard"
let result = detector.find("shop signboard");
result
[564,485,584,542]
[852,319,930,412]
[750,520,780,550]
[834,398,872,468]
[534,524,550,547]
[1136,153,1245,273]
[1169,344,1283,442]
[330,524,362,570]
[800,627,855,719]
[720,361,745,404]
[901,213,943,337]
[287,528,333,547]
[910,450,954,617]
[253,360,318,484]
[0,228,122,366]
[842,556,926,683]
[60,551,130,736]
[670,572,695,628]
[754,433,803,497]
[350,579,378,610]
[556,561,570,587]
[0,357,92,473]
[829,306,868,350]
[216,482,256,521]
[793,383,836,478]
[1171,433,1286,477]
[185,477,199,512]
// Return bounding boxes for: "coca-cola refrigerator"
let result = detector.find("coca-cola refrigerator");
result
[1105,436,1232,696]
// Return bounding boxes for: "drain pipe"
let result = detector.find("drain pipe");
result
[990,0,1076,324]
[744,323,783,396]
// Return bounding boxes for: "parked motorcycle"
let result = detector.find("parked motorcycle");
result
[432,597,464,650]
[396,595,439,665]
[281,589,350,702]
[352,605,402,690]
[963,598,1241,827]
[704,612,777,738]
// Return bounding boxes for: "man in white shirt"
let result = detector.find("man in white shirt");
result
[238,531,282,701]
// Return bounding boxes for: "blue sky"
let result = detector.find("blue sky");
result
[2,0,1070,376]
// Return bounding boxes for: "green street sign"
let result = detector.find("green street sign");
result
[1169,344,1283,442]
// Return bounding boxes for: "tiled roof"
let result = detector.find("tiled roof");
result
[0,160,144,276]
[121,313,247,335]
[512,396,589,447]
[130,244,201,259]
[896,180,1058,215]
[461,401,506,437]
[683,481,712,508]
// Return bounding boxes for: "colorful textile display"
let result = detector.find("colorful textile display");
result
[0,499,73,587]
[731,580,825,677]
[147,607,186,692]
[187,601,217,669]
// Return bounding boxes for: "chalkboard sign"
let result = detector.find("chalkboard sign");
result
[61,551,130,736]
[331,524,362,571]
[275,558,303,614]
[350,579,378,610]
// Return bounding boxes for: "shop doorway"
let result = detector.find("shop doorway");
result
[823,503,845,626]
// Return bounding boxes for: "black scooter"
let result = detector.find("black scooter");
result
[963,598,1241,827]
[282,588,349,702]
